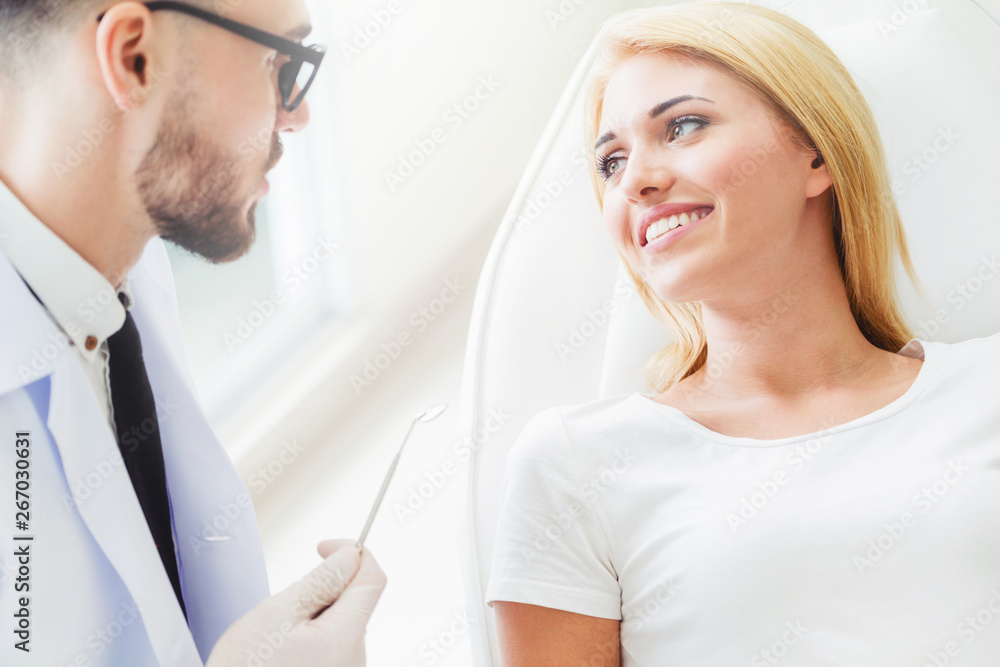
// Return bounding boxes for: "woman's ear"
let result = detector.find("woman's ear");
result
[805,148,832,198]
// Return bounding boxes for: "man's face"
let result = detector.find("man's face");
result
[136,0,312,264]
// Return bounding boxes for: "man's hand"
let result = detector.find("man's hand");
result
[206,539,387,667]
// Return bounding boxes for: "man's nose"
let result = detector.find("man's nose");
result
[277,97,310,133]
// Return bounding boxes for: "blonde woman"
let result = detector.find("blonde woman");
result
[484,2,1000,664]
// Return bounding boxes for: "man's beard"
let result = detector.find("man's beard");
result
[135,94,281,264]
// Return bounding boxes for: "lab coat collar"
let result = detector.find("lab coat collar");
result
[0,247,204,664]
[0,228,268,667]
[128,240,271,659]
[0,177,131,363]
[1,240,270,662]
[0,247,70,396]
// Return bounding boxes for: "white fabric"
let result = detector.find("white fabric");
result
[0,178,133,436]
[458,1,1000,664]
[486,334,1000,665]
[0,214,270,663]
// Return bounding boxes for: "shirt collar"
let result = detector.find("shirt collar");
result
[0,178,129,363]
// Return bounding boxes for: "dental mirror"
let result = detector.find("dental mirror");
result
[417,402,448,422]
[355,401,449,549]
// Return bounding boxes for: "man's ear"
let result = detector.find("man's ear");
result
[94,2,162,112]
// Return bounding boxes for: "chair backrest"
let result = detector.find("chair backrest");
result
[458,1,1000,664]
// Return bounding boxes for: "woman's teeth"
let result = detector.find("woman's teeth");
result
[645,208,711,245]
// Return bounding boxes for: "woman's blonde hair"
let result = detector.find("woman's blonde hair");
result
[584,1,929,394]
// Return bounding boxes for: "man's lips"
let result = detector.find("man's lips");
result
[266,139,283,172]
[638,203,715,247]
[262,155,281,184]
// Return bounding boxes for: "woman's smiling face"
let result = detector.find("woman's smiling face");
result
[595,52,827,308]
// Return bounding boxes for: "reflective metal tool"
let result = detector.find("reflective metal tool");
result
[356,401,448,548]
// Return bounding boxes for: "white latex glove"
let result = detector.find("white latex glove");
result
[206,539,387,667]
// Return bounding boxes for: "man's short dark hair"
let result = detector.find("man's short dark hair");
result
[0,0,214,85]
[0,0,104,81]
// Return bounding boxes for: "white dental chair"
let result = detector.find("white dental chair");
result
[457,1,1000,664]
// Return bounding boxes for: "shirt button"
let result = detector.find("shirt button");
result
[85,336,98,351]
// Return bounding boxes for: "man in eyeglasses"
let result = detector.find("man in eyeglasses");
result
[0,1,385,665]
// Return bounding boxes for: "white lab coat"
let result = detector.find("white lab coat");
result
[0,237,270,665]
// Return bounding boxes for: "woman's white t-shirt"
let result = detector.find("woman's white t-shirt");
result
[486,334,1000,666]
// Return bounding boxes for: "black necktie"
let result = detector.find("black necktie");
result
[107,292,188,621]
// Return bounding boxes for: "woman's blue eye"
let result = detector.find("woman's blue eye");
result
[670,117,704,140]
[596,154,624,179]
[595,115,708,182]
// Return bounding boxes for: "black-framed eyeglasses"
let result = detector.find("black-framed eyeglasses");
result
[97,1,325,112]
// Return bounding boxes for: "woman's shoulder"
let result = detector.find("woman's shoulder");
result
[919,329,1000,366]
[511,393,653,461]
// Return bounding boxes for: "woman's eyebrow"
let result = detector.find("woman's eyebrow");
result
[595,95,716,151]
[649,94,714,118]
